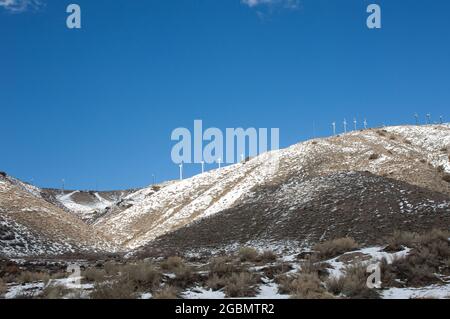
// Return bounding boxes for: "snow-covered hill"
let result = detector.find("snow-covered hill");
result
[94,125,450,251]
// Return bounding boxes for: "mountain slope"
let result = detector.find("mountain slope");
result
[95,125,450,250]
[144,171,450,253]
[0,174,114,258]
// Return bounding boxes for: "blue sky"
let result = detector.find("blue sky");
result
[1,0,449,190]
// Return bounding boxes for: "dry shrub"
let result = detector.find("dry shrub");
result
[442,174,450,183]
[0,278,7,295]
[122,262,161,288]
[382,231,450,287]
[17,271,50,284]
[376,130,386,137]
[104,261,120,275]
[206,274,226,291]
[223,272,259,298]
[153,285,178,299]
[259,250,277,263]
[160,256,184,272]
[90,279,137,299]
[261,263,293,279]
[83,268,106,282]
[327,264,379,299]
[440,147,448,153]
[314,238,359,260]
[385,231,418,251]
[369,153,380,160]
[40,284,71,299]
[289,274,333,299]
[238,247,259,262]
[172,265,195,288]
[209,257,239,276]
[299,258,329,280]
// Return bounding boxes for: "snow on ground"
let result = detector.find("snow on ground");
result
[326,246,411,279]
[382,284,450,299]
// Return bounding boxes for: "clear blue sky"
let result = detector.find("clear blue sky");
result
[1,0,449,190]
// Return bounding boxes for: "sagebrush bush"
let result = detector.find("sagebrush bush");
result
[90,279,137,299]
[160,256,184,271]
[122,262,161,288]
[40,284,70,299]
[206,274,225,291]
[238,247,259,262]
[314,238,359,259]
[327,264,379,299]
[209,257,239,276]
[83,268,106,282]
[17,271,50,284]
[385,231,418,251]
[289,274,332,299]
[153,285,179,299]
[0,278,7,296]
[369,153,380,160]
[259,250,277,263]
[223,272,259,298]
[172,265,194,288]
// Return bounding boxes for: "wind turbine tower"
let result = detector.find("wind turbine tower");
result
[179,163,183,181]
[353,118,357,131]
[363,118,368,130]
[414,113,419,125]
[343,119,347,134]
[332,122,336,136]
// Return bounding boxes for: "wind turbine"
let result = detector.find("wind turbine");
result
[201,161,205,174]
[426,113,431,125]
[414,113,419,125]
[240,153,245,163]
[152,174,156,185]
[363,118,368,130]
[179,163,183,181]
[61,179,65,194]
[439,116,444,124]
[332,122,336,136]
[217,158,222,169]
[343,119,347,134]
[353,118,357,131]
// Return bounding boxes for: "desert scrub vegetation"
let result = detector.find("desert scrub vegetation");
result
[83,267,106,283]
[313,237,359,260]
[381,229,450,287]
[17,271,50,284]
[121,262,161,289]
[442,174,450,183]
[368,153,380,160]
[205,267,260,297]
[153,285,179,299]
[326,264,379,299]
[222,272,260,298]
[90,279,137,299]
[288,274,333,299]
[238,247,259,262]
[0,278,7,296]
[259,250,278,263]
[39,284,72,299]
[160,256,184,272]
[208,256,240,276]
